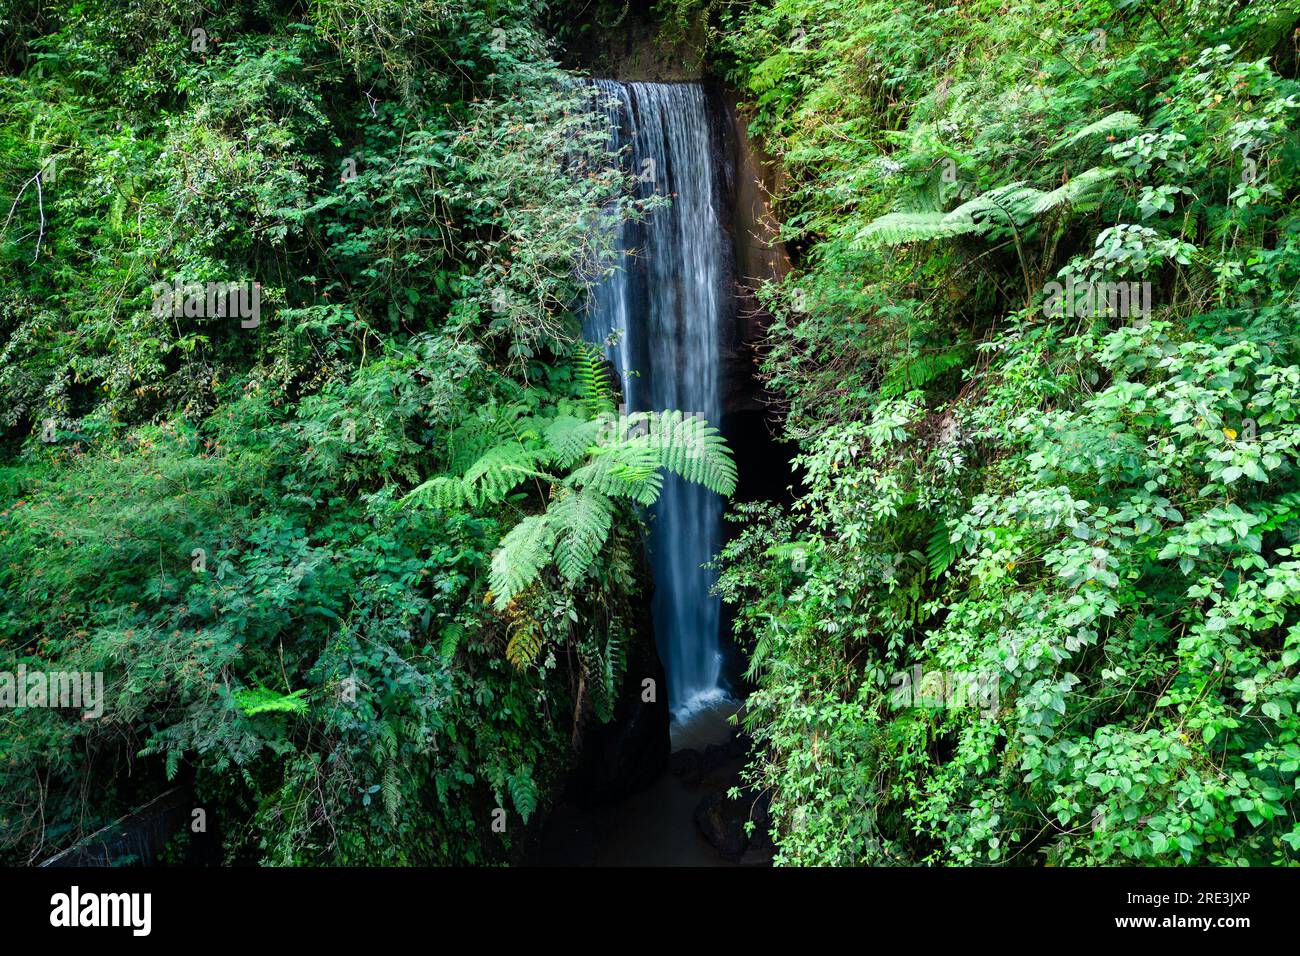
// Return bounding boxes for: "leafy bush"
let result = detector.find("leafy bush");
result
[0,0,729,864]
[712,0,1300,865]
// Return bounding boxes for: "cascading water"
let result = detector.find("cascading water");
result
[584,80,728,717]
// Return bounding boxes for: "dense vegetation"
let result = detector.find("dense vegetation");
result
[3,0,1299,869]
[701,0,1300,864]
[0,0,733,864]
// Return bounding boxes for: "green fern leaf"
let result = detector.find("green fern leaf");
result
[880,347,969,399]
[1025,166,1117,215]
[490,514,556,609]
[382,762,401,826]
[859,168,1116,247]
[644,410,738,496]
[438,624,463,659]
[402,474,471,510]
[566,441,664,505]
[575,342,616,416]
[233,687,309,717]
[603,630,625,706]
[506,620,544,668]
[447,403,528,473]
[1049,112,1142,154]
[543,415,603,468]
[548,488,614,584]
[507,768,539,823]
[857,210,982,245]
[463,443,550,506]
[926,519,959,578]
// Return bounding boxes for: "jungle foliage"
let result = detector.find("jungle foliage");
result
[0,0,731,864]
[695,0,1300,864]
[6,0,1300,871]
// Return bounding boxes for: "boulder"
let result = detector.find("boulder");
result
[668,748,703,777]
[693,788,765,862]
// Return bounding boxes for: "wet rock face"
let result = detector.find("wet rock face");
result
[558,0,708,81]
[706,88,790,422]
[666,739,738,787]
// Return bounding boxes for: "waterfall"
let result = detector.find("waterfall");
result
[584,80,728,716]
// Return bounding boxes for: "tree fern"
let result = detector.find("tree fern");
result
[446,403,528,474]
[543,414,602,468]
[855,209,983,246]
[858,167,1117,247]
[566,440,664,505]
[403,474,473,509]
[462,442,549,506]
[1024,166,1116,215]
[408,378,736,621]
[644,409,738,496]
[549,487,614,584]
[490,515,557,610]
[403,443,548,510]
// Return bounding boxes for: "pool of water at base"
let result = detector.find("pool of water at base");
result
[529,697,770,867]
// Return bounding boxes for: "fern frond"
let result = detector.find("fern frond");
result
[880,346,968,399]
[589,630,624,722]
[490,515,556,609]
[604,630,625,702]
[949,182,1039,228]
[857,210,982,246]
[1026,166,1117,215]
[543,415,603,468]
[575,341,616,416]
[926,519,959,578]
[743,622,776,681]
[438,624,463,659]
[1049,112,1142,154]
[233,687,309,716]
[447,403,528,473]
[645,410,738,496]
[402,474,471,510]
[382,762,401,826]
[507,769,539,823]
[859,168,1116,247]
[549,488,614,584]
[463,443,550,506]
[566,441,663,505]
[505,619,544,668]
[889,159,951,215]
